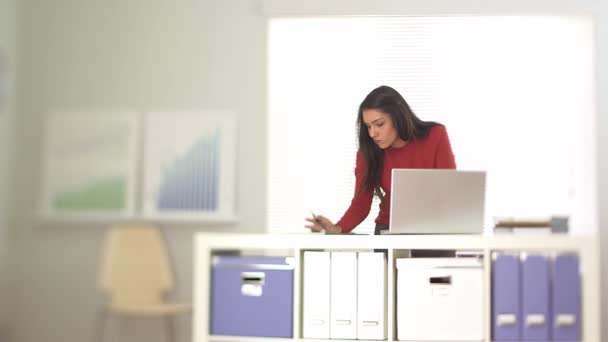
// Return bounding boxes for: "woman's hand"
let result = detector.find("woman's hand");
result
[304,214,342,234]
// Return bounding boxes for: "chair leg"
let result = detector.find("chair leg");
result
[94,308,108,342]
[165,315,176,342]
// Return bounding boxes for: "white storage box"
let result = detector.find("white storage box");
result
[396,257,484,341]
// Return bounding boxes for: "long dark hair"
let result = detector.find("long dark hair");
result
[357,85,438,200]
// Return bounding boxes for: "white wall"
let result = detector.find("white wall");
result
[0,0,17,338]
[8,1,267,342]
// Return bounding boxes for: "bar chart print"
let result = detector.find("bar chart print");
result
[43,112,138,218]
[143,112,236,221]
[156,131,220,211]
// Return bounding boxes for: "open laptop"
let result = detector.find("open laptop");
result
[388,169,486,234]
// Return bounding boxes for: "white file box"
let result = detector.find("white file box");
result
[302,251,331,339]
[330,251,358,339]
[357,252,387,340]
[396,257,484,341]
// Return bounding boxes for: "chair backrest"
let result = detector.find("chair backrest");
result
[99,224,174,307]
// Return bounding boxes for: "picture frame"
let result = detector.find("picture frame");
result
[41,111,138,219]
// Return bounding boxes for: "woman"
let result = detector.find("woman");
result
[305,85,456,235]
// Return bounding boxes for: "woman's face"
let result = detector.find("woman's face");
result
[362,109,404,149]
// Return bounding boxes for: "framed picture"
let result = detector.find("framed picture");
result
[142,111,237,221]
[42,112,138,219]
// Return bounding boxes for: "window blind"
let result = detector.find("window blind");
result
[268,16,596,234]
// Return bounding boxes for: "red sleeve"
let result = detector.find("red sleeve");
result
[434,125,457,169]
[336,150,373,233]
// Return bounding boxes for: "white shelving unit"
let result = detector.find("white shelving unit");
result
[193,233,600,342]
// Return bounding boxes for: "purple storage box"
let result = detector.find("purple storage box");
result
[492,253,521,341]
[552,254,581,341]
[210,256,294,337]
[522,254,551,341]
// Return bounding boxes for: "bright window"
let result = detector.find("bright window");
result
[268,16,596,234]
